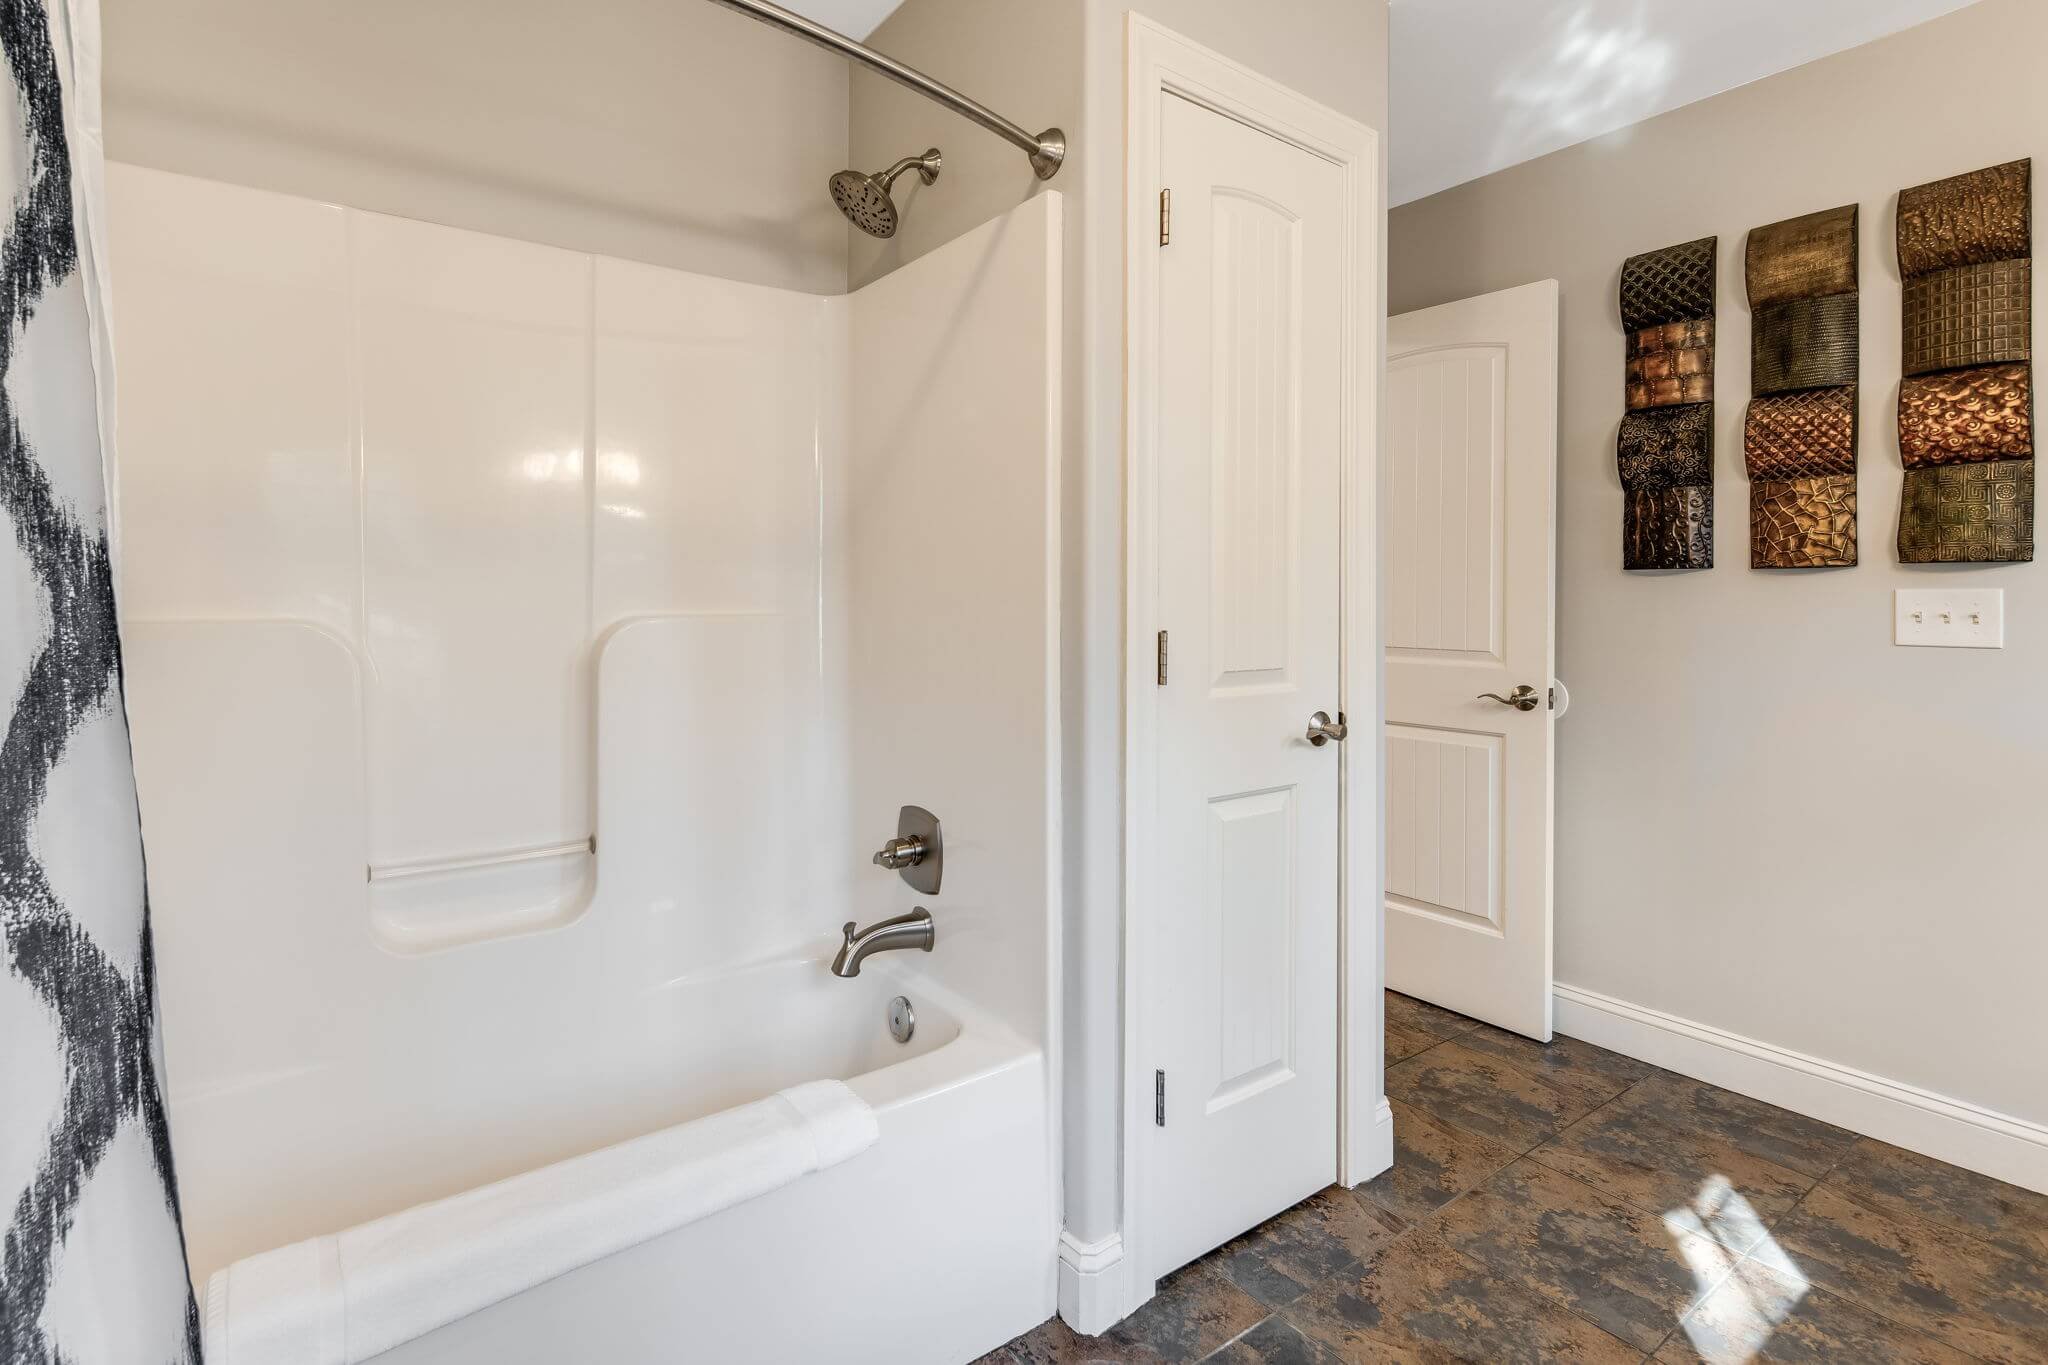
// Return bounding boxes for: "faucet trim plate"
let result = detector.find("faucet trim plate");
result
[873,805,943,895]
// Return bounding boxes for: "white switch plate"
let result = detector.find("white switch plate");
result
[1895,588,2004,648]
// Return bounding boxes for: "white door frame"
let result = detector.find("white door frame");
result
[1121,12,1386,1302]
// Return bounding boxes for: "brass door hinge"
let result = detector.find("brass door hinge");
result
[1159,188,1171,246]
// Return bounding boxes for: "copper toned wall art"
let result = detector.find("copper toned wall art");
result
[1745,205,1859,567]
[1898,363,2033,467]
[1752,475,1858,569]
[1618,237,1717,568]
[1626,319,1713,408]
[1895,159,2034,562]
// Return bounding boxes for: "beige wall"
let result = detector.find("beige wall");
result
[1390,0,2046,1128]
[101,0,849,292]
[849,0,1390,1274]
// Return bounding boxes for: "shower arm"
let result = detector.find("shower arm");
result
[706,0,1066,179]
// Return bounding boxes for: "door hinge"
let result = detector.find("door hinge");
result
[1158,188,1171,246]
[1154,1069,1166,1126]
[1156,629,1169,685]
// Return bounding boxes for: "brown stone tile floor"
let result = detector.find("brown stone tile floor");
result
[978,992,2048,1363]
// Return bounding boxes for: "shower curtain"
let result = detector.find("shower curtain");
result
[0,1,202,1360]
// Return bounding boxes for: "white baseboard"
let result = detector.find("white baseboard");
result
[1555,983,2048,1196]
[1056,1229,1139,1336]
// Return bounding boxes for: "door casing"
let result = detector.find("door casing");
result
[1121,12,1386,1304]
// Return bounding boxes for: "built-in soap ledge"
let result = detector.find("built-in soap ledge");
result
[367,837,595,953]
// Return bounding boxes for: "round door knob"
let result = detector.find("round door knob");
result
[1306,710,1348,746]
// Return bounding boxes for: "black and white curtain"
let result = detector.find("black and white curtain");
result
[1,0,201,1360]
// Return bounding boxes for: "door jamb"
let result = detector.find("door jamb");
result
[1121,12,1388,1306]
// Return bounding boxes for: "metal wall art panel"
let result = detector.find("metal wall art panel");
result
[1751,294,1860,394]
[1895,159,2032,561]
[1903,258,2031,376]
[1624,486,1714,570]
[1746,204,1859,309]
[1898,363,2034,467]
[1620,236,1719,332]
[1751,474,1858,568]
[1619,236,1716,569]
[1745,205,1859,566]
[1897,159,2032,278]
[1745,387,1858,480]
[1618,405,1715,489]
[1626,318,1714,408]
[1898,458,2035,563]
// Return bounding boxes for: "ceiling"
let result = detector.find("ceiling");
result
[781,0,1984,205]
[1390,0,1983,204]
[779,0,902,40]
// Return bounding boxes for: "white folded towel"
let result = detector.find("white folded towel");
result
[204,1080,877,1365]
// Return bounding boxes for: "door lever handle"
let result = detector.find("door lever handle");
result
[1306,710,1347,746]
[1477,685,1542,712]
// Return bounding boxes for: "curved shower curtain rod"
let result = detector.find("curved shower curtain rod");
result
[706,0,1066,179]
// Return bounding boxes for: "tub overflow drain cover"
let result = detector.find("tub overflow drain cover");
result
[888,995,916,1044]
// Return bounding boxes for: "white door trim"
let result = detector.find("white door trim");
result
[1122,11,1385,1304]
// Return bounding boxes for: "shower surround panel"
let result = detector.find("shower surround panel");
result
[105,164,1061,1364]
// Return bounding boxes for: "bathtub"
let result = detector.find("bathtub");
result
[195,958,1056,1365]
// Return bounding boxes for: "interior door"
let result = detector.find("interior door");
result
[1384,282,1559,1039]
[1148,91,1346,1277]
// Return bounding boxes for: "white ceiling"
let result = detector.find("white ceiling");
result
[781,0,903,40]
[1391,0,1983,205]
[783,0,1984,205]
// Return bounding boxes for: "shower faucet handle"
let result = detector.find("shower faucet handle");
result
[872,836,927,870]
[872,805,943,896]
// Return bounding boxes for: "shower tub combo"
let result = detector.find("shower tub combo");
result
[110,156,1063,1364]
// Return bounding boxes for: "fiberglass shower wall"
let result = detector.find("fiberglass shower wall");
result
[106,163,1060,1284]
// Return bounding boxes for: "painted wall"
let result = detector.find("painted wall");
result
[99,0,850,292]
[1389,0,2048,1129]
[847,0,1392,1278]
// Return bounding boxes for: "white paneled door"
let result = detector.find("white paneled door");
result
[1385,282,1559,1039]
[1148,91,1346,1277]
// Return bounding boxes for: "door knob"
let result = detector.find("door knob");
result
[1306,710,1347,746]
[1477,685,1542,712]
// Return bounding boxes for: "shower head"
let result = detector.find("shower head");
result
[830,148,941,239]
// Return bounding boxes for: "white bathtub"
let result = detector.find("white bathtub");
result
[200,957,1055,1364]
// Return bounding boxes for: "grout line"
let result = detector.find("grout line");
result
[1201,1313,1271,1361]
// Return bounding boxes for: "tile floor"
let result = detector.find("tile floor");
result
[978,992,2048,1363]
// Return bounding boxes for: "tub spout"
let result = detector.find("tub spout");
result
[831,908,934,977]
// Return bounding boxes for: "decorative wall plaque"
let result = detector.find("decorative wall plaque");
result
[1626,319,1714,409]
[1745,205,1858,566]
[1745,388,1857,480]
[1897,459,2035,563]
[1618,237,1717,568]
[1746,205,1859,308]
[1625,486,1714,571]
[1620,235,1718,332]
[1902,258,2031,376]
[1895,160,2034,562]
[1751,294,1860,395]
[1898,363,2034,467]
[1896,159,2032,277]
[1752,475,1858,569]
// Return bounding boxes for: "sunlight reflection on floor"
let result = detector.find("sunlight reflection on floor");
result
[1664,1175,1809,1362]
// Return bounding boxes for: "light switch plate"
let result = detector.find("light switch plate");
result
[1894,588,2004,648]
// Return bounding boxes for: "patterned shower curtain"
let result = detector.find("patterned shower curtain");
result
[0,0,202,1360]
